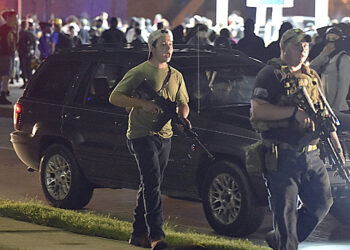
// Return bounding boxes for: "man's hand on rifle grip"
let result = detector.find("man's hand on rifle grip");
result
[176,117,192,133]
[181,117,192,129]
[294,107,315,130]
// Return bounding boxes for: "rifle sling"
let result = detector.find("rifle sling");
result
[157,64,172,94]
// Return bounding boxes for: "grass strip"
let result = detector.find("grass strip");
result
[0,199,269,250]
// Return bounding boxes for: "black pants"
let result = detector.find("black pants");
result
[19,56,32,83]
[263,149,333,250]
[127,135,171,241]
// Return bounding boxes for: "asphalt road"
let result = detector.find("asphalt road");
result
[1,117,350,249]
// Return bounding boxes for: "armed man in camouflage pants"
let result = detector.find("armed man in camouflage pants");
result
[250,29,343,250]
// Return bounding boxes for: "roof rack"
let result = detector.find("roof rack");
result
[173,44,245,56]
[68,43,142,52]
[62,43,248,59]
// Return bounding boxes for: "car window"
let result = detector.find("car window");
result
[208,66,256,105]
[85,63,125,109]
[183,65,259,110]
[29,61,80,103]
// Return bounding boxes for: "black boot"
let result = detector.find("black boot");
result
[0,91,11,105]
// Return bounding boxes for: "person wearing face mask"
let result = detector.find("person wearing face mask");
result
[109,29,190,250]
[310,26,350,131]
[250,29,341,250]
[310,26,350,113]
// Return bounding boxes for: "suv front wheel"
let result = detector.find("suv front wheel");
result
[40,144,94,209]
[202,161,265,236]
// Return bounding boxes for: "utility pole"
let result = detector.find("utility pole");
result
[17,0,22,19]
[216,0,229,27]
[315,0,329,28]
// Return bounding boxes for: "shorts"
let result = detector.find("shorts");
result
[0,55,14,76]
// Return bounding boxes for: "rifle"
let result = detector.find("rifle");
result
[290,86,350,183]
[135,79,215,160]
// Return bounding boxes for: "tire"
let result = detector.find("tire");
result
[40,144,94,209]
[202,161,265,236]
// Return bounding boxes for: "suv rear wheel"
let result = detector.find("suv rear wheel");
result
[40,144,93,209]
[202,161,265,236]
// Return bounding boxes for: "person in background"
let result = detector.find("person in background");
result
[131,28,146,48]
[265,22,293,62]
[38,22,51,60]
[172,25,184,44]
[50,18,73,54]
[78,18,91,44]
[88,28,99,44]
[237,18,265,62]
[68,25,82,47]
[126,20,140,44]
[214,28,235,49]
[101,17,126,46]
[310,26,350,131]
[310,26,350,112]
[186,23,211,48]
[98,11,109,30]
[18,20,36,88]
[50,18,62,54]
[0,10,18,105]
[109,29,190,250]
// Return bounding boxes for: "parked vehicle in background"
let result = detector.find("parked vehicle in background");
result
[10,45,350,236]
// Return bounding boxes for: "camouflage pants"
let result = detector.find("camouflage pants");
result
[263,148,333,250]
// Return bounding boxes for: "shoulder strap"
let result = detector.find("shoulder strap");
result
[157,64,171,94]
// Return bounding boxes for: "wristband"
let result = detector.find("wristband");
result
[291,107,298,120]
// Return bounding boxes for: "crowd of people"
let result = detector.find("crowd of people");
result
[0,10,241,105]
[0,8,349,103]
[2,7,350,250]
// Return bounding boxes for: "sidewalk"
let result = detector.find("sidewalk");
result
[0,79,24,118]
[0,217,139,250]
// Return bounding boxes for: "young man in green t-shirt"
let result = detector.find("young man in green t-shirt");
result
[109,29,190,250]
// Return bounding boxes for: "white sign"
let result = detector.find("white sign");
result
[246,0,294,7]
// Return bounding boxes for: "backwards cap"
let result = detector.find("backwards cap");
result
[148,29,173,48]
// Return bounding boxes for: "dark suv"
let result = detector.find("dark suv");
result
[10,45,350,236]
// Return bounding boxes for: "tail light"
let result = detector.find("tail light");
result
[14,102,22,130]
